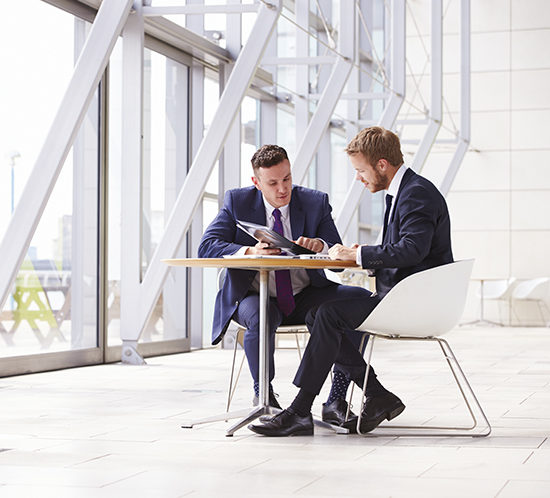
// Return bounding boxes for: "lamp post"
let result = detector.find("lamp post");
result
[6,151,20,313]
[8,150,21,214]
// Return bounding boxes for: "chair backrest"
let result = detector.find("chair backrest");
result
[356,259,474,337]
[481,278,517,300]
[512,277,550,301]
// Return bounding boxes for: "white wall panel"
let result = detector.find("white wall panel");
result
[451,230,510,279]
[452,151,510,191]
[511,191,550,230]
[511,150,550,190]
[511,231,550,277]
[511,29,550,70]
[470,111,510,150]
[511,70,550,109]
[471,0,510,33]
[471,32,510,72]
[511,110,550,149]
[511,0,550,30]
[471,72,510,112]
[447,191,510,231]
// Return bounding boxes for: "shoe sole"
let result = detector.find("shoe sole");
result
[322,416,358,434]
[359,402,406,433]
[248,426,314,437]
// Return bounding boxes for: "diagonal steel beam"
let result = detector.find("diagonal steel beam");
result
[335,0,406,238]
[440,0,470,196]
[410,0,442,173]
[0,0,133,313]
[120,0,283,347]
[291,0,355,185]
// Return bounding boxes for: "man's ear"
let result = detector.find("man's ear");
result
[251,175,260,189]
[378,158,390,171]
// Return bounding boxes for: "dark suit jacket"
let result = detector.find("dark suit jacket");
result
[198,185,341,344]
[361,168,453,297]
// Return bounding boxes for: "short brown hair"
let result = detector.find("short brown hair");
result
[251,145,289,171]
[345,126,403,167]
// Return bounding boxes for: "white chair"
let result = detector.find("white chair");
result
[477,278,517,325]
[352,259,491,437]
[218,269,307,412]
[512,278,550,327]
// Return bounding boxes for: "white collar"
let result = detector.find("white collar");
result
[263,196,290,220]
[386,164,407,199]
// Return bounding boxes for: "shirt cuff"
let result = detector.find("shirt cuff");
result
[318,239,329,254]
[356,247,362,265]
[235,246,248,256]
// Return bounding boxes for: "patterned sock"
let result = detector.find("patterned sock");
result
[254,382,275,398]
[326,369,351,404]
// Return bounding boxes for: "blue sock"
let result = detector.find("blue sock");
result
[326,369,351,404]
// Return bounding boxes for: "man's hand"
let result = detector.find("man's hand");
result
[245,241,282,256]
[295,236,324,253]
[328,243,360,261]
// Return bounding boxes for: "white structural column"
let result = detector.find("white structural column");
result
[439,0,470,196]
[295,1,310,156]
[0,0,133,314]
[410,0,442,173]
[292,1,355,185]
[219,0,243,196]
[120,2,145,364]
[120,1,282,353]
[335,0,405,237]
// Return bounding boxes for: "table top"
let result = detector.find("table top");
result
[162,257,360,271]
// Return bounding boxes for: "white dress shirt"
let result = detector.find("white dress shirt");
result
[236,195,328,297]
[356,164,408,266]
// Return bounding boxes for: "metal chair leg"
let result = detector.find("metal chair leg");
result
[226,327,246,413]
[355,333,491,437]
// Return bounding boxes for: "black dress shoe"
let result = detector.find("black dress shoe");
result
[359,391,405,433]
[322,398,358,432]
[248,408,313,437]
[252,390,282,410]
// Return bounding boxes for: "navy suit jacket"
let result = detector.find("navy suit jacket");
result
[198,185,341,345]
[361,168,453,297]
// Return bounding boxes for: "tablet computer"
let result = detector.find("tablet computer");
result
[236,220,315,255]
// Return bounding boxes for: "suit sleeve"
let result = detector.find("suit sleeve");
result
[314,193,342,247]
[198,190,249,258]
[360,185,437,269]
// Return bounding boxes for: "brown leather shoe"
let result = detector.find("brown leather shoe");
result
[248,408,313,437]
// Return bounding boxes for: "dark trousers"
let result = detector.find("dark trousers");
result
[233,283,371,384]
[293,292,381,395]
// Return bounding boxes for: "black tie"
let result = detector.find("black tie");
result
[383,194,393,241]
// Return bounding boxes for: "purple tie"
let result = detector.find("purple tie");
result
[272,208,295,316]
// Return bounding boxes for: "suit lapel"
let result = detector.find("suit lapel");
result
[289,187,305,240]
[250,188,267,225]
[390,168,416,224]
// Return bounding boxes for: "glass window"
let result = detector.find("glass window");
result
[0,6,99,358]
[107,43,190,346]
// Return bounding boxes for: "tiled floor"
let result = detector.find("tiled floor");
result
[1,325,549,497]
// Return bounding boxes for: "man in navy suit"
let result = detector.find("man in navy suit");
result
[250,126,454,436]
[199,145,370,414]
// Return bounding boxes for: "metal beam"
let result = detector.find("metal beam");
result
[0,0,133,314]
[335,0,406,237]
[410,0,442,173]
[440,0,470,196]
[143,4,259,16]
[291,0,355,185]
[122,0,282,344]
